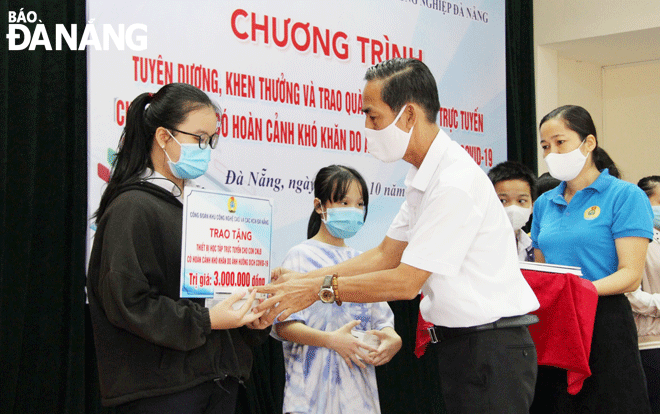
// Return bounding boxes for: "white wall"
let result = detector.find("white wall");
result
[534,0,660,45]
[603,61,660,184]
[533,0,660,181]
[556,57,603,142]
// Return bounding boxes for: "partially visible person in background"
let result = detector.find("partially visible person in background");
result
[627,175,660,414]
[488,161,537,262]
[530,104,652,413]
[536,172,561,197]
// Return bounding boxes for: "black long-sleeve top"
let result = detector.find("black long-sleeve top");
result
[87,181,268,406]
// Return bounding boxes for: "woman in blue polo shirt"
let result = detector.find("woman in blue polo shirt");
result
[530,105,653,413]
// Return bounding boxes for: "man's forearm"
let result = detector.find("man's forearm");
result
[254,238,412,324]
[337,264,430,303]
[302,236,405,280]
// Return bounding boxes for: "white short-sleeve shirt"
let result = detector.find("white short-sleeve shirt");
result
[387,130,539,327]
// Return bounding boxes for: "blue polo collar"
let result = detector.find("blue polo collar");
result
[549,168,613,206]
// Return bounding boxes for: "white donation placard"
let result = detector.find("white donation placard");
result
[180,187,272,302]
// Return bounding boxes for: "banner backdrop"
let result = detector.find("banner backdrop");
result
[87,0,506,267]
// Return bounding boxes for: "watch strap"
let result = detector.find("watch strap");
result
[322,275,333,288]
[331,274,341,306]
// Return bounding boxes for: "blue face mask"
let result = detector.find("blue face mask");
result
[653,205,660,230]
[321,207,365,239]
[163,131,211,180]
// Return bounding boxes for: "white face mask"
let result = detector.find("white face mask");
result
[504,205,532,231]
[544,140,587,182]
[365,106,413,163]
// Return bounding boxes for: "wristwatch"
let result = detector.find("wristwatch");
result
[318,275,335,303]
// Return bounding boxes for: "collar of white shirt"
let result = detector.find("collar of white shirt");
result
[405,129,452,193]
[139,169,201,202]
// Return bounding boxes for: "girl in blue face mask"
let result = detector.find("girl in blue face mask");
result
[88,83,268,413]
[271,165,402,414]
[309,164,368,243]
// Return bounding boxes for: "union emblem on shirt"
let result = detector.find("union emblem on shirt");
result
[584,205,600,220]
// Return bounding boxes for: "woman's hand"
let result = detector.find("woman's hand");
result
[209,289,265,329]
[367,327,402,366]
[593,236,648,295]
[327,320,378,369]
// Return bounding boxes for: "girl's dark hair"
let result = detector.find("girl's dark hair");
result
[94,83,217,223]
[539,105,620,178]
[307,165,369,239]
[638,175,660,198]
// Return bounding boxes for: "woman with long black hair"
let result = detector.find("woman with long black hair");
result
[87,83,268,413]
[531,105,653,413]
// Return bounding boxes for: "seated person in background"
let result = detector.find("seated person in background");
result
[488,161,537,262]
[627,175,660,414]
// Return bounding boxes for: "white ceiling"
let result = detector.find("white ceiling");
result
[543,27,660,67]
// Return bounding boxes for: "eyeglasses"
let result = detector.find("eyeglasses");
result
[168,127,219,149]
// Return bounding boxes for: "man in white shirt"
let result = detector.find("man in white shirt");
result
[256,58,540,413]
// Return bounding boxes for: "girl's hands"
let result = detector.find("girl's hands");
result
[366,327,402,366]
[209,289,266,330]
[326,320,378,369]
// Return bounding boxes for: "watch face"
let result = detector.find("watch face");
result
[320,289,334,303]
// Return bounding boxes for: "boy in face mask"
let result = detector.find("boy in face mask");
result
[488,161,537,262]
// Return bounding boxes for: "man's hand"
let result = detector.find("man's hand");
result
[367,327,402,366]
[254,275,323,325]
[270,267,301,284]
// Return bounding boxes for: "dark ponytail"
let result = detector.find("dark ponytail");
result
[94,83,217,222]
[307,165,369,239]
[592,148,620,178]
[540,105,620,178]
